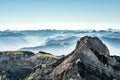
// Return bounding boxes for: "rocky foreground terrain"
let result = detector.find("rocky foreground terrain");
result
[0,36,120,80]
[0,51,59,80]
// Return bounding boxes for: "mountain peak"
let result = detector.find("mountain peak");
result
[25,36,120,80]
[46,36,112,78]
[76,36,110,56]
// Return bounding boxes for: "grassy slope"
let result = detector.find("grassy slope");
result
[0,51,34,55]
[33,53,59,59]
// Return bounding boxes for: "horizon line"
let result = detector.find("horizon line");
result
[1,28,120,31]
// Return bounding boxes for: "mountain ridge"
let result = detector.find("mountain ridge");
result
[25,36,120,80]
[0,36,120,80]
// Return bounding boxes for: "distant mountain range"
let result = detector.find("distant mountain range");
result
[0,29,120,55]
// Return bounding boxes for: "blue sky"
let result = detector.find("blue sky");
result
[0,0,120,30]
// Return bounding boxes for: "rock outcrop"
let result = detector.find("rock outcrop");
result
[25,36,120,80]
[0,51,35,80]
[27,51,59,65]
[0,51,59,80]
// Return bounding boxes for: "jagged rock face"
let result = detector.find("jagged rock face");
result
[0,51,35,80]
[76,36,110,56]
[26,36,120,80]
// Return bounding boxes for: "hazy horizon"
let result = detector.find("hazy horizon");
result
[0,28,120,31]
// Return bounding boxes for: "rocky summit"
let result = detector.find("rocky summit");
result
[25,36,120,80]
[0,36,120,80]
